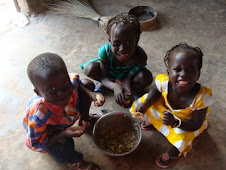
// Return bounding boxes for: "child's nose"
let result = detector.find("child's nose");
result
[57,90,62,96]
[180,70,188,77]
[119,44,127,53]
[57,89,66,96]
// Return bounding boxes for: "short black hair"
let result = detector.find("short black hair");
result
[164,42,203,69]
[27,53,66,87]
[106,13,142,40]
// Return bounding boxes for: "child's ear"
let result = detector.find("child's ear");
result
[197,70,201,80]
[34,88,41,96]
[167,69,169,75]
[136,35,140,45]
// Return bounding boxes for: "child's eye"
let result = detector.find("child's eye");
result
[112,42,119,47]
[64,80,72,88]
[48,87,56,95]
[185,67,196,73]
[187,69,195,73]
[65,80,70,84]
[50,87,56,91]
[173,68,181,72]
[126,42,132,45]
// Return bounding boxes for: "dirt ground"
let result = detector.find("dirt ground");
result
[0,0,225,169]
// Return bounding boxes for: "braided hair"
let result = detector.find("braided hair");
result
[106,13,142,40]
[164,42,203,69]
[27,53,66,87]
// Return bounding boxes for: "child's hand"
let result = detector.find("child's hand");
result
[94,93,105,107]
[113,84,125,105]
[64,121,88,137]
[132,111,144,119]
[163,111,175,126]
[136,103,149,113]
[121,91,133,108]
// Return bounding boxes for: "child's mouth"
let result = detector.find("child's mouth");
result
[177,80,189,87]
[118,54,129,60]
[57,96,70,105]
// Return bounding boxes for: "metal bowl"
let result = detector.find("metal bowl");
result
[92,112,142,156]
[129,6,157,31]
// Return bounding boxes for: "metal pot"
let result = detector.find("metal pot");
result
[92,112,142,156]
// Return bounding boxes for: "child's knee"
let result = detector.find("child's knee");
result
[81,78,95,91]
[135,70,153,87]
[143,70,153,86]
[84,62,100,78]
[84,63,93,76]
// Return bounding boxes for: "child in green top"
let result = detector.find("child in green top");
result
[81,13,153,107]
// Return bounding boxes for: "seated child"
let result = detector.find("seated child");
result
[80,13,153,108]
[23,53,104,169]
[130,43,213,168]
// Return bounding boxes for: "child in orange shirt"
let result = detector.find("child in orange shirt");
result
[23,53,104,169]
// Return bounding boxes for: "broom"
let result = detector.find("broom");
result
[46,0,112,33]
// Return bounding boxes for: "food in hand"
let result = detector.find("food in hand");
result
[132,112,144,119]
[95,93,105,106]
[121,93,133,107]
[124,98,131,105]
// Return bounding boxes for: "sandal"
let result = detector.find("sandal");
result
[68,160,100,170]
[94,82,105,93]
[155,153,178,169]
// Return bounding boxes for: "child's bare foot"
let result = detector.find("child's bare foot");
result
[68,160,100,170]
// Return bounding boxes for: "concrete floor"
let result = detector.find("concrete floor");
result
[0,0,225,169]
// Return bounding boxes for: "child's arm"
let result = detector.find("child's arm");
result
[100,60,120,90]
[120,72,133,93]
[100,60,126,104]
[47,121,88,147]
[136,85,162,113]
[78,82,104,123]
[79,82,105,107]
[123,46,148,93]
[79,82,95,99]
[163,108,208,131]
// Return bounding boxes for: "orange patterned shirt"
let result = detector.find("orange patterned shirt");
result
[23,73,80,153]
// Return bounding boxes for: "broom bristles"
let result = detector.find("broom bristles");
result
[98,16,113,33]
[46,0,114,33]
[76,0,96,11]
[47,0,100,20]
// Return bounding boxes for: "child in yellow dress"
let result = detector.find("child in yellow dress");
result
[130,43,213,168]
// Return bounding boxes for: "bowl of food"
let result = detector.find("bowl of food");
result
[92,112,142,156]
[129,6,157,31]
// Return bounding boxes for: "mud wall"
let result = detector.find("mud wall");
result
[17,0,49,15]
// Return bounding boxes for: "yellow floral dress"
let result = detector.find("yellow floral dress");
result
[130,74,214,157]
